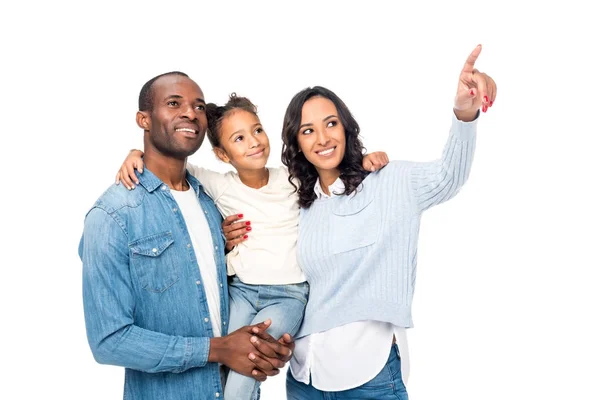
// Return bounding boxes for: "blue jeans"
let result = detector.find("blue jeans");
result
[224,276,309,400]
[286,344,408,400]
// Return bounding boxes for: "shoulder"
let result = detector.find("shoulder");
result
[88,182,145,216]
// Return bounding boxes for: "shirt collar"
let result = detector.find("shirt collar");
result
[314,177,345,199]
[136,164,203,194]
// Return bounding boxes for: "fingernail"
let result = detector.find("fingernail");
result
[252,370,257,376]
[482,105,488,113]
[244,235,248,239]
[249,353,255,360]
[245,221,251,226]
[251,336,258,343]
[483,95,489,103]
[289,349,293,356]
[246,227,252,231]
[489,100,494,107]
[470,89,474,96]
[252,327,259,333]
[238,214,243,218]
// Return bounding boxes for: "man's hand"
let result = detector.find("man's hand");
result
[208,320,285,381]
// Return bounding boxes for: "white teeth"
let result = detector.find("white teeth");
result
[317,148,334,156]
[176,128,195,133]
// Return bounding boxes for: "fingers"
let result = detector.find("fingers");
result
[461,44,482,74]
[120,165,137,190]
[363,151,390,172]
[250,334,292,360]
[472,72,495,112]
[126,161,140,186]
[222,213,243,228]
[226,236,247,251]
[222,214,251,249]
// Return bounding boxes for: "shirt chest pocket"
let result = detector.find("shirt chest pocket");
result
[130,231,180,293]
[331,196,379,254]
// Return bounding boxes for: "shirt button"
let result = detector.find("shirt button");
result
[204,317,209,322]
[187,243,191,248]
[214,246,218,250]
[196,280,201,285]
[223,321,226,325]
[204,210,208,214]
[173,207,178,212]
[152,248,158,253]
[219,283,223,287]
[161,185,167,190]
[215,393,220,398]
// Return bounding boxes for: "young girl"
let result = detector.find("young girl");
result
[115,94,388,400]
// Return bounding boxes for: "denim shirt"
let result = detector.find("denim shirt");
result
[79,168,229,400]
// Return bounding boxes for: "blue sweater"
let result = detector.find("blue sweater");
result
[296,114,477,338]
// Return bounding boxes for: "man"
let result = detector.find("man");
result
[79,71,292,400]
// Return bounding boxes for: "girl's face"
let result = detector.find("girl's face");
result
[215,109,270,171]
[296,96,346,175]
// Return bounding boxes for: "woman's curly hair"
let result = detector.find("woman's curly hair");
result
[281,86,368,208]
[205,93,258,148]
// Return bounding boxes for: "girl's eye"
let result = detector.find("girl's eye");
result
[254,127,264,135]
[234,136,243,142]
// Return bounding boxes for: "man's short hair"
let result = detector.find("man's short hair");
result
[138,71,189,111]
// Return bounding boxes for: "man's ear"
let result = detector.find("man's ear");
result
[136,111,150,130]
[213,147,230,163]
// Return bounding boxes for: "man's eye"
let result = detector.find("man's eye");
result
[167,101,178,106]
[196,105,206,111]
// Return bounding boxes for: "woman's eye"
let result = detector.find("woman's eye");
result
[327,121,337,128]
[301,128,313,135]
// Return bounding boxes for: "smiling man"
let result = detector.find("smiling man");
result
[79,72,292,400]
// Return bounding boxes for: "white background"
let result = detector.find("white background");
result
[2,1,599,399]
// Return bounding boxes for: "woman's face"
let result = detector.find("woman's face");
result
[215,109,270,171]
[296,96,346,175]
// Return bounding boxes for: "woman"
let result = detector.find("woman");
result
[224,44,496,399]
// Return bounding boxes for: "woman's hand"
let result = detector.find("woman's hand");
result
[115,149,144,190]
[453,44,497,121]
[222,214,250,251]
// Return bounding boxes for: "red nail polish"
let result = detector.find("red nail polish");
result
[482,105,488,113]
[246,227,252,231]
[483,95,489,103]
[243,235,248,239]
[245,221,251,226]
[489,101,494,106]
[238,214,243,218]
[470,89,474,96]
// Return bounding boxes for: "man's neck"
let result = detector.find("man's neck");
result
[143,148,188,191]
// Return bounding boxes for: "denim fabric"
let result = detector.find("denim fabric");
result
[224,276,308,400]
[286,344,408,400]
[79,168,229,400]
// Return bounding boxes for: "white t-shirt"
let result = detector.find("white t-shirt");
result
[187,164,306,285]
[170,186,222,337]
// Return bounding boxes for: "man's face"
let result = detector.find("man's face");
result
[146,75,208,159]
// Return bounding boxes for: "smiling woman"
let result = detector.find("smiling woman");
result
[280,45,496,399]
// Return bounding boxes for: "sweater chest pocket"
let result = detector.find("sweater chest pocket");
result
[130,232,180,293]
[331,196,379,254]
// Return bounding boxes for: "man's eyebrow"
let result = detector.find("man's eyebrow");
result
[162,95,206,104]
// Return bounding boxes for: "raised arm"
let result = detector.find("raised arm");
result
[412,44,496,212]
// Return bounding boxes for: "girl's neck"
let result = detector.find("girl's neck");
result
[237,167,270,189]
